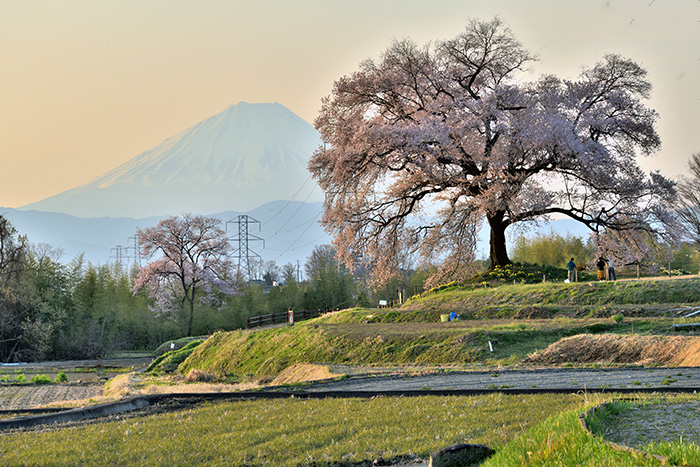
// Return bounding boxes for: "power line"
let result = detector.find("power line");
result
[273,211,323,261]
[263,185,318,240]
[255,175,315,223]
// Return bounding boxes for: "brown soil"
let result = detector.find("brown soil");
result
[0,384,104,410]
[526,334,700,366]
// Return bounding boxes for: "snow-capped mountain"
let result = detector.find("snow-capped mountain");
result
[20,102,323,218]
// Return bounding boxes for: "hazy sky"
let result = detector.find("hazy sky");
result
[1,0,699,208]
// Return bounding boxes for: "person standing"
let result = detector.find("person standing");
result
[607,258,617,281]
[566,257,576,283]
[596,257,607,281]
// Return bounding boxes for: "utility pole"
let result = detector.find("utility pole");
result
[226,215,265,283]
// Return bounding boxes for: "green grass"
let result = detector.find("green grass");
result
[6,392,694,466]
[147,339,204,373]
[482,404,663,466]
[401,277,700,316]
[0,393,582,466]
[481,393,700,466]
[171,276,700,379]
[586,397,700,466]
[178,316,680,378]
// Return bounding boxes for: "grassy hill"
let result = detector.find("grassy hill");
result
[172,277,700,381]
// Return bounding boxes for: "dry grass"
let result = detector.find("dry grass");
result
[271,363,342,385]
[102,373,261,398]
[526,334,700,366]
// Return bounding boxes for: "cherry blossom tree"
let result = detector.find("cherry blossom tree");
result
[133,214,237,336]
[309,18,677,284]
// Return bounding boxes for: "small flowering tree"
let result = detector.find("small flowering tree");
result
[133,214,237,336]
[310,17,677,285]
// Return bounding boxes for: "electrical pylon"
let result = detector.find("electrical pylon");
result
[226,215,265,282]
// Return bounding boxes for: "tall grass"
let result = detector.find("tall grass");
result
[0,394,580,466]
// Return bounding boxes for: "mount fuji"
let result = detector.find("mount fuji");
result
[20,102,324,218]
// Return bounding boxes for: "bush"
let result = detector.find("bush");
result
[54,371,68,383]
[31,374,51,385]
[15,374,26,383]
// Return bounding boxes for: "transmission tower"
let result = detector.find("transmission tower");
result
[226,215,265,282]
[109,245,125,265]
[126,236,141,267]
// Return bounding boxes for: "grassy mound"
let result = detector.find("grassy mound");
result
[401,277,700,317]
[178,323,491,379]
[147,339,204,373]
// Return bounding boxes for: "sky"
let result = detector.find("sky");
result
[1,0,699,209]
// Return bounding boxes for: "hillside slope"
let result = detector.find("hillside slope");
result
[175,277,700,379]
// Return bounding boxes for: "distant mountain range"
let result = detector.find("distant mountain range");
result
[20,102,323,218]
[1,201,330,268]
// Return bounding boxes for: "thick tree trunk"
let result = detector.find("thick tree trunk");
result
[487,211,511,270]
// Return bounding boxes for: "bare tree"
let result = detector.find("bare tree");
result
[0,215,27,282]
[678,153,700,244]
[281,262,297,282]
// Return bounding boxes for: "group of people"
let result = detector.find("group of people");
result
[566,256,616,282]
[596,257,616,281]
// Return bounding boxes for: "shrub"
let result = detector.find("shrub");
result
[31,374,52,385]
[15,374,26,383]
[54,371,68,383]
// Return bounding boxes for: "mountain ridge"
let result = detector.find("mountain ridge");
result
[20,102,323,218]
[2,200,329,268]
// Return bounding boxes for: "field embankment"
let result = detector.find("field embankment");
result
[175,277,700,381]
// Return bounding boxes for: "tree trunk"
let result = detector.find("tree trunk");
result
[488,211,511,270]
[186,287,196,337]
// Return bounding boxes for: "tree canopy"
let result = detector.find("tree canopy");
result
[134,214,238,336]
[309,17,677,284]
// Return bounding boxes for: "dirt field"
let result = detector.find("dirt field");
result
[0,383,104,410]
[0,357,151,411]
